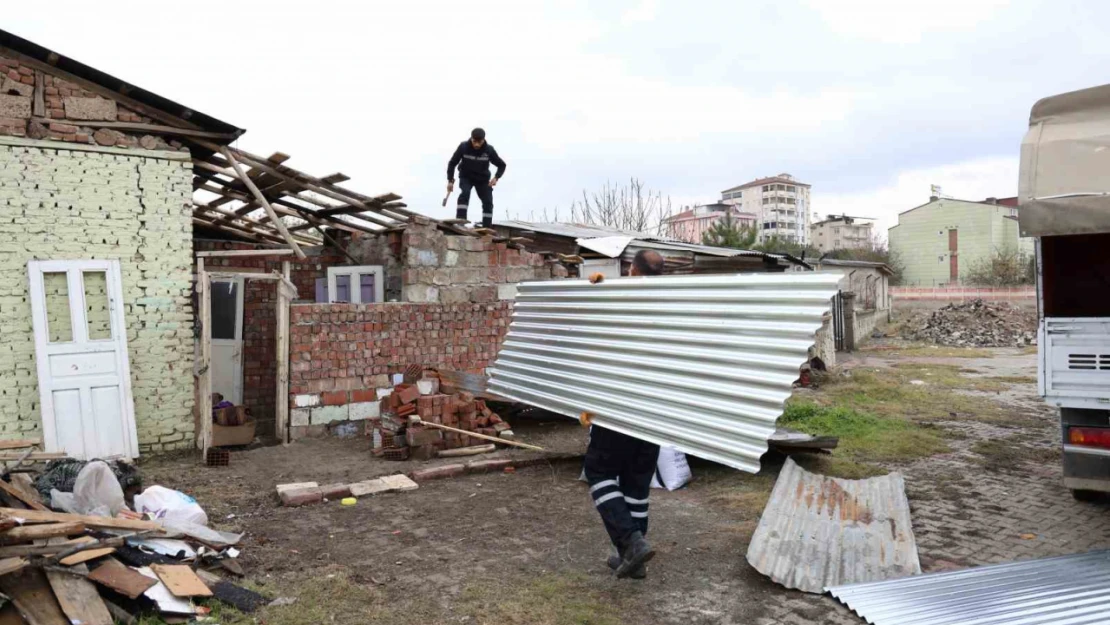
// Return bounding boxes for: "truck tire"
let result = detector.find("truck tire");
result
[1071,489,1103,502]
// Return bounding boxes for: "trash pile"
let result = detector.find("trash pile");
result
[0,452,261,623]
[372,370,516,461]
[903,299,1037,347]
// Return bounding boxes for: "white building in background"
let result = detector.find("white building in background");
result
[720,173,812,244]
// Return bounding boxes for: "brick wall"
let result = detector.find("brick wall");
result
[0,55,186,151]
[287,301,512,437]
[0,138,195,451]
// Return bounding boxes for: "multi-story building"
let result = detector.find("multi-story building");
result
[663,203,757,244]
[811,215,874,252]
[720,173,812,244]
[889,196,1034,286]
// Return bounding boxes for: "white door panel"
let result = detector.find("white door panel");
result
[209,278,244,405]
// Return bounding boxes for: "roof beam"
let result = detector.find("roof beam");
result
[220,146,306,259]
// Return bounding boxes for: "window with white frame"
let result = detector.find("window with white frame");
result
[318,266,384,303]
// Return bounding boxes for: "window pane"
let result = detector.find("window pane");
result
[334,275,351,303]
[315,278,328,303]
[359,274,376,303]
[210,281,238,340]
[43,272,73,343]
[83,271,112,340]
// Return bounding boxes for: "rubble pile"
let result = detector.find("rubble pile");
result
[372,372,514,461]
[903,299,1037,347]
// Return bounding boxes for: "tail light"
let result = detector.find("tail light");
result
[1068,427,1110,449]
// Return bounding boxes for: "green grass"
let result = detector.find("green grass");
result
[780,400,950,466]
[457,573,626,625]
[860,343,994,359]
[990,375,1038,385]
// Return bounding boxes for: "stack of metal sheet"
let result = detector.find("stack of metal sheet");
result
[827,550,1110,625]
[487,273,842,473]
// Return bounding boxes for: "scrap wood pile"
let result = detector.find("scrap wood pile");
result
[903,299,1037,347]
[372,370,522,462]
[0,447,263,624]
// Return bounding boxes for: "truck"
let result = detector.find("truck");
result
[1020,83,1110,500]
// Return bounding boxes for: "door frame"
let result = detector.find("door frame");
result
[27,259,139,458]
[209,276,245,404]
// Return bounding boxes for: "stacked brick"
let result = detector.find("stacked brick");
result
[372,382,511,461]
[0,143,195,450]
[0,55,184,151]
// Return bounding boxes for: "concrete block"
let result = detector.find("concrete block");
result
[0,95,30,119]
[311,404,349,425]
[1,78,32,97]
[290,408,311,427]
[349,401,381,421]
[348,474,418,497]
[376,388,393,399]
[497,284,518,300]
[445,250,459,267]
[63,97,118,121]
[440,286,470,304]
[293,394,320,408]
[406,246,439,267]
[404,284,439,303]
[431,268,453,286]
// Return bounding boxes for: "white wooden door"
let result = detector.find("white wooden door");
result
[28,260,138,459]
[209,277,244,405]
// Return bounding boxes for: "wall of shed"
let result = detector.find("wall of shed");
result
[0,139,194,451]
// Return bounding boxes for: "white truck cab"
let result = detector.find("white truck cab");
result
[1021,83,1110,499]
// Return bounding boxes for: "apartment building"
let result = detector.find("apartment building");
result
[663,203,757,244]
[720,173,812,244]
[811,215,874,252]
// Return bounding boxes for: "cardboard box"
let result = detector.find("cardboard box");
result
[212,416,257,447]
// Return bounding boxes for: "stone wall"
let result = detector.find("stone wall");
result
[0,55,186,151]
[287,301,513,439]
[853,309,883,349]
[0,138,194,451]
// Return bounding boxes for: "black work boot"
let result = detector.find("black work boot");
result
[616,532,654,579]
[607,544,646,579]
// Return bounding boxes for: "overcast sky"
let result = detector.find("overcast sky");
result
[9,1,1110,236]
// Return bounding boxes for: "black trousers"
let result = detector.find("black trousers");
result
[456,177,494,227]
[583,426,660,552]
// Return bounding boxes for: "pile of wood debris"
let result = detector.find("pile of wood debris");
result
[0,441,262,623]
[902,299,1037,347]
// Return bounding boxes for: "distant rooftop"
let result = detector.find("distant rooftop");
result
[722,173,811,194]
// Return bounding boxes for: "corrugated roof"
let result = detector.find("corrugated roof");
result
[827,550,1110,625]
[487,273,842,472]
[746,458,921,593]
[496,220,661,240]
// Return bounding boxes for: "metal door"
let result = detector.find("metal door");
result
[28,260,138,459]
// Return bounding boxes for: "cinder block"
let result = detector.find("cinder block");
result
[349,401,380,421]
[290,408,311,427]
[63,97,118,121]
[311,404,349,425]
[294,394,320,408]
[497,284,517,300]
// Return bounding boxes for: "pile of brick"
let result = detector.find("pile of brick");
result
[371,376,512,461]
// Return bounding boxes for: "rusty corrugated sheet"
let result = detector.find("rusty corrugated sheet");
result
[746,458,921,593]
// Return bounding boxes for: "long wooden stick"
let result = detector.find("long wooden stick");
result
[0,508,162,533]
[437,444,496,458]
[412,419,543,451]
[220,147,306,259]
[196,249,296,258]
[1,522,84,544]
[0,479,48,511]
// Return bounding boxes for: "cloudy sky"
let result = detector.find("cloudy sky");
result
[9,0,1109,236]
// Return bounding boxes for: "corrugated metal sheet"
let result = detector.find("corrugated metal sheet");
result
[827,550,1110,625]
[746,458,920,593]
[487,273,841,472]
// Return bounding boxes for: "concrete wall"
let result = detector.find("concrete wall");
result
[889,199,1034,286]
[0,138,195,451]
[853,309,882,346]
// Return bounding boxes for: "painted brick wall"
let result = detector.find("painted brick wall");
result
[0,139,195,451]
[287,302,512,433]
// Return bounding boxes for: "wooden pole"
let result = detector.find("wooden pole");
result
[412,419,543,451]
[198,259,212,461]
[196,249,297,258]
[219,147,306,259]
[276,261,291,445]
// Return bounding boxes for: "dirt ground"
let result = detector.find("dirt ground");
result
[140,343,1110,625]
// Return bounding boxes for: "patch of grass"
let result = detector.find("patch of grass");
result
[458,572,625,625]
[780,401,950,465]
[972,438,1061,472]
[861,343,995,358]
[991,375,1038,385]
[252,568,397,625]
[891,363,1007,392]
[791,454,889,480]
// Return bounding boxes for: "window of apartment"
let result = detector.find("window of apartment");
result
[317,265,385,303]
[786,185,796,192]
[763,185,771,192]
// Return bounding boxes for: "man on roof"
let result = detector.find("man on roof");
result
[447,128,506,229]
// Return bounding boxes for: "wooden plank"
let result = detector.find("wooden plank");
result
[194,202,319,246]
[28,117,236,140]
[87,558,156,599]
[0,522,84,543]
[0,440,40,451]
[0,567,69,625]
[150,564,212,597]
[6,475,41,510]
[0,557,27,576]
[208,272,281,281]
[199,261,212,459]
[0,453,66,461]
[0,481,46,512]
[0,508,161,533]
[192,217,274,245]
[58,536,115,566]
[101,599,135,625]
[195,249,296,258]
[276,261,291,445]
[0,603,27,625]
[220,147,306,259]
[46,564,113,625]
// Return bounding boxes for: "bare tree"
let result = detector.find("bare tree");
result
[568,178,674,235]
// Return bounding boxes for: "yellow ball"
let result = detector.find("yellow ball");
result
[340,497,357,506]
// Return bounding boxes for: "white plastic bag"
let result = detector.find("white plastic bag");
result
[51,460,126,517]
[134,486,209,526]
[650,446,692,490]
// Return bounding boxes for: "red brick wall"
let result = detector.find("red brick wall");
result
[288,301,513,398]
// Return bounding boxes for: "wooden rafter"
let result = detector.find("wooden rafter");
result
[219,146,306,259]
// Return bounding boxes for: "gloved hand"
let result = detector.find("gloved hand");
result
[589,273,605,284]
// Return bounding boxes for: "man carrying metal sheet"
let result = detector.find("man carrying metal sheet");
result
[582,249,664,579]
